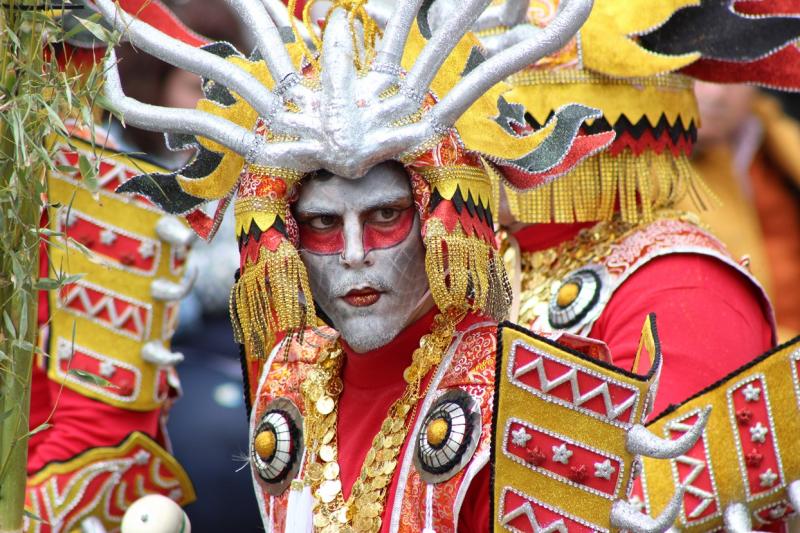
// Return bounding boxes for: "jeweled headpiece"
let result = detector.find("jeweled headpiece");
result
[96,0,612,358]
[464,0,800,224]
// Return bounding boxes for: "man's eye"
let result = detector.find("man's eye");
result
[308,215,338,230]
[370,208,401,224]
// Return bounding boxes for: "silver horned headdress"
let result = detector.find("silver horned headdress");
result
[97,0,613,356]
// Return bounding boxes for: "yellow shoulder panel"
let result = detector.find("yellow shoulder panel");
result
[641,336,800,531]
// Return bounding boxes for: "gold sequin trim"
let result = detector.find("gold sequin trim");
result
[390,108,424,127]
[512,210,700,327]
[379,84,400,100]
[414,165,489,187]
[234,197,287,216]
[301,310,463,533]
[509,69,694,90]
[425,219,510,320]
[246,165,303,183]
[398,134,446,164]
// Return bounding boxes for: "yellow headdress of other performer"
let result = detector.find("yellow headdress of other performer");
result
[95,0,613,359]
[456,0,800,223]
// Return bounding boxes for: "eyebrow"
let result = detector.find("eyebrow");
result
[295,193,412,218]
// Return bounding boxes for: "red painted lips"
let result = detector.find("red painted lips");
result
[342,287,382,307]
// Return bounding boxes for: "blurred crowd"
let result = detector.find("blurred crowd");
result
[106,1,800,531]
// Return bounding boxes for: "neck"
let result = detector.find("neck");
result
[340,306,438,389]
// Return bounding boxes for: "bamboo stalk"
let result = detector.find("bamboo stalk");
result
[0,1,45,530]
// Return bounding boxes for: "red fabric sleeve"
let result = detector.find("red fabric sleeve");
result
[27,381,160,474]
[589,254,774,416]
[458,464,490,532]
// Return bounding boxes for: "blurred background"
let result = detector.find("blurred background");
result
[687,86,800,342]
[106,0,800,529]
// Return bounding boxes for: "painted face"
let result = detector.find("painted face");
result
[294,162,431,353]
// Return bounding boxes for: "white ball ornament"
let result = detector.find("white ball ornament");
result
[121,494,191,533]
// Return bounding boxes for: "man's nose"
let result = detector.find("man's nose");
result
[339,213,373,268]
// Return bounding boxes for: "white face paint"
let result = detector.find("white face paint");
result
[294,162,432,353]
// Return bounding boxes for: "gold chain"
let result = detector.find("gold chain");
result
[515,210,696,326]
[300,310,463,532]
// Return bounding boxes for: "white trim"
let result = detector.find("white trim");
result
[250,342,285,530]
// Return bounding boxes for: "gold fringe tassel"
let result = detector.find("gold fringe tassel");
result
[229,241,317,359]
[424,219,511,320]
[503,150,719,225]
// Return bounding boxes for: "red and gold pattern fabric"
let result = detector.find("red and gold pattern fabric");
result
[45,135,193,411]
[519,216,775,338]
[247,327,332,531]
[24,432,195,533]
[248,318,498,532]
[391,322,496,532]
[492,315,700,532]
[633,336,800,532]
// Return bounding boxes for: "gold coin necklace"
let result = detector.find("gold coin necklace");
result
[300,310,462,532]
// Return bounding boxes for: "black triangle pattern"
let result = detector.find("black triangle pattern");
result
[525,112,697,144]
[429,185,494,229]
[237,216,288,248]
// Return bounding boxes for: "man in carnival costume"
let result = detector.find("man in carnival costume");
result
[24,3,201,531]
[429,0,800,530]
[90,0,800,531]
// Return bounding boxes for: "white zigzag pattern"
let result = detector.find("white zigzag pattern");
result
[56,149,132,188]
[667,420,715,520]
[513,356,636,422]
[63,284,146,339]
[501,502,568,533]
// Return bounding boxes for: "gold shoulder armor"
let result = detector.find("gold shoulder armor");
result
[638,335,800,531]
[492,315,709,532]
[45,135,194,411]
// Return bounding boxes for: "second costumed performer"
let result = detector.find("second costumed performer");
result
[82,0,794,531]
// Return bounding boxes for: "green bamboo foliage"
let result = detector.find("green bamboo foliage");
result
[0,3,108,530]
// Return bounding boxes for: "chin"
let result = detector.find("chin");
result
[331,299,409,353]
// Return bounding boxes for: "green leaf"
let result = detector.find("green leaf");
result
[2,311,16,338]
[68,368,114,388]
[37,228,64,238]
[75,17,108,43]
[24,423,52,439]
[34,277,60,290]
[43,103,67,135]
[18,298,27,339]
[62,273,84,285]
[62,71,73,109]
[78,153,99,193]
[94,94,120,116]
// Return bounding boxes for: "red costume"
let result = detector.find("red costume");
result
[24,4,206,529]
